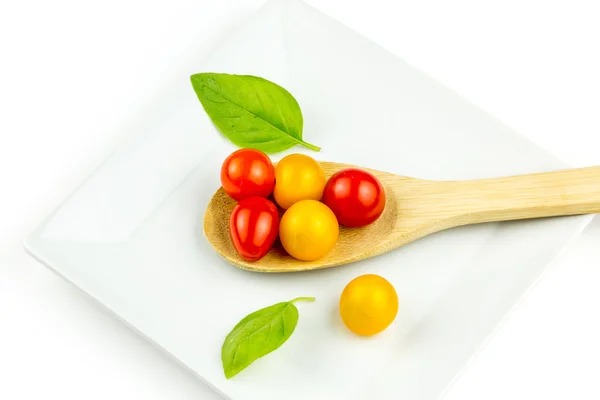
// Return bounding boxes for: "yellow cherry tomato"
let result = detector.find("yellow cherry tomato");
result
[279,200,339,261]
[274,154,326,210]
[339,274,398,336]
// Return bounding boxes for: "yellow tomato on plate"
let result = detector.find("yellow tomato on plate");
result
[279,200,339,261]
[339,274,398,336]
[274,154,326,209]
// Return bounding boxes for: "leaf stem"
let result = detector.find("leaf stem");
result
[300,141,321,152]
[289,297,316,304]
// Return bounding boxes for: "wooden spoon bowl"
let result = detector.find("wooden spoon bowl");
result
[204,162,600,273]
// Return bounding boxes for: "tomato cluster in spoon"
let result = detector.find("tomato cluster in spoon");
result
[220,148,386,262]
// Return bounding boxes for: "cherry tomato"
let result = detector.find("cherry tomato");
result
[221,148,275,201]
[274,154,326,209]
[322,168,386,227]
[279,200,339,261]
[339,274,398,336]
[229,196,279,261]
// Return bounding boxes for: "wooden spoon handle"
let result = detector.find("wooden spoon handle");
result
[441,166,600,225]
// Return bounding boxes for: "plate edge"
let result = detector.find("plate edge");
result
[22,239,232,400]
[435,214,593,400]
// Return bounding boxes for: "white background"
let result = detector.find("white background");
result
[1,0,599,398]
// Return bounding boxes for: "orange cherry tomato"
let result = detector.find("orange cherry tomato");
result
[273,154,326,209]
[279,200,339,261]
[339,274,398,336]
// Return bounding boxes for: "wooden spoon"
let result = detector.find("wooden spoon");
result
[204,162,600,273]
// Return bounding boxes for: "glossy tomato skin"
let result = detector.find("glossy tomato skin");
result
[229,196,279,261]
[339,274,398,336]
[221,148,275,201]
[322,168,386,227]
[279,200,339,261]
[273,154,326,209]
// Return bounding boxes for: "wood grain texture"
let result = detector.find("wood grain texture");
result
[204,162,600,273]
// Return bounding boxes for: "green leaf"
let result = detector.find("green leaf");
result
[221,297,315,379]
[190,73,320,153]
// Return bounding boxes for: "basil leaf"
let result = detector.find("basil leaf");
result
[221,297,315,379]
[190,73,320,153]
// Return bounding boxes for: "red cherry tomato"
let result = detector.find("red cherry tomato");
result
[221,148,275,201]
[229,196,279,261]
[322,168,386,227]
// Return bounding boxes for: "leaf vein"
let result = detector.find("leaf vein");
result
[199,79,308,148]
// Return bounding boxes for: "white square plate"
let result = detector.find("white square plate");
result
[25,0,592,399]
